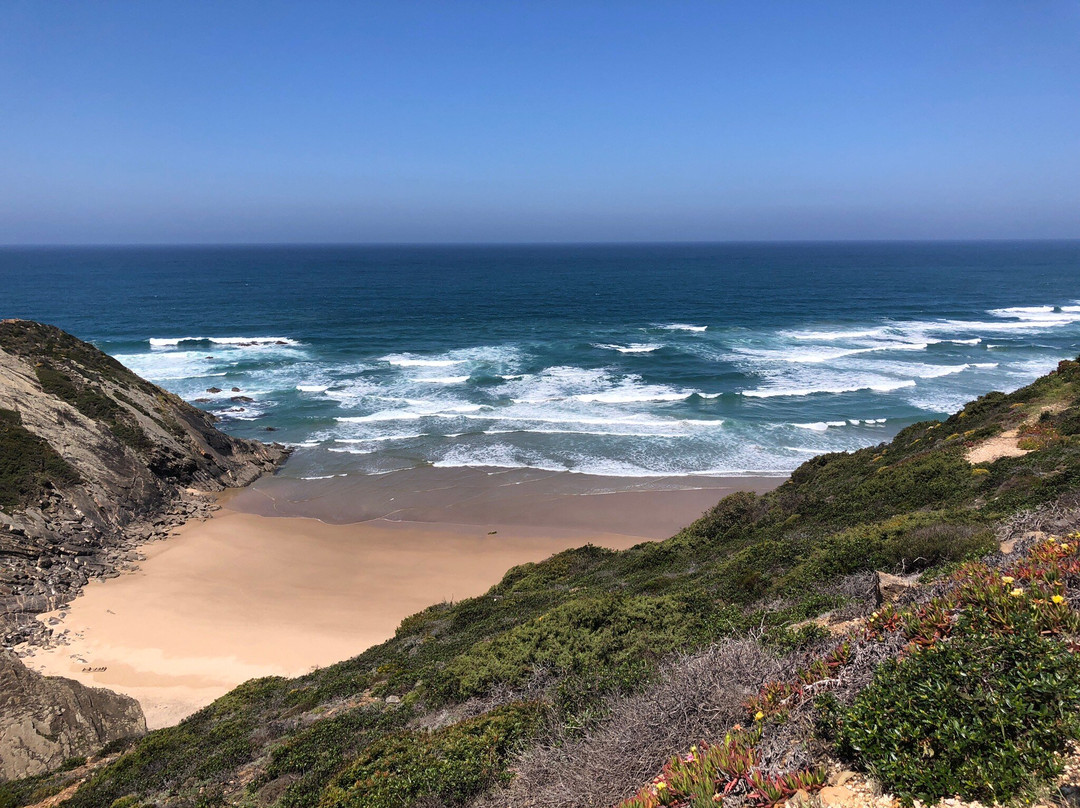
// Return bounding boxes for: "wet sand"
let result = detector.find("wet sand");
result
[19,467,782,729]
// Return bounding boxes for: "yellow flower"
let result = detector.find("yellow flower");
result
[1001,576,1015,584]
[871,611,879,619]
[1010,588,1024,597]
[755,710,765,721]
[690,745,698,754]
[1052,595,1066,604]
[1061,544,1070,551]
[657,782,667,790]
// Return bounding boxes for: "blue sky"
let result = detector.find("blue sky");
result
[2,1,1078,243]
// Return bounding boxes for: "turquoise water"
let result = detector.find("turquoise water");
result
[2,242,1079,478]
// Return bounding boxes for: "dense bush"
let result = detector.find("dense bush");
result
[259,708,403,808]
[429,594,702,701]
[320,702,546,808]
[836,628,1080,804]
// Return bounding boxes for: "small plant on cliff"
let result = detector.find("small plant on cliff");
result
[836,627,1080,804]
[834,536,1080,804]
[617,725,826,808]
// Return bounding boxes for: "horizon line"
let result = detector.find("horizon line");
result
[2,237,1080,249]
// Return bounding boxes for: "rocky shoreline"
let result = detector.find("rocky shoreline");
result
[3,489,236,649]
[0,320,288,648]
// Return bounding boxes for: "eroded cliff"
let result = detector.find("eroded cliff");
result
[0,319,287,645]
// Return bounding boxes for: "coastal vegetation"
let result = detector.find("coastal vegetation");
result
[0,406,80,511]
[6,346,1080,806]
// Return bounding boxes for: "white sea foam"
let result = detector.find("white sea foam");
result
[296,384,330,393]
[793,421,850,431]
[743,379,916,398]
[787,327,891,341]
[572,385,692,404]
[482,427,688,439]
[658,323,708,332]
[593,343,663,354]
[912,364,972,379]
[217,406,264,420]
[382,356,464,367]
[335,434,426,443]
[415,376,470,384]
[149,336,300,347]
[339,411,426,422]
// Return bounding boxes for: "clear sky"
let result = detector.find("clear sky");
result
[2,1,1079,244]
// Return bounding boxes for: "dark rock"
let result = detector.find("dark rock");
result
[206,387,222,394]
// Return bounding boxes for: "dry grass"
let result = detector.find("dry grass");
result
[477,640,792,808]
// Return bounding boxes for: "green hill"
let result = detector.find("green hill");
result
[7,357,1080,808]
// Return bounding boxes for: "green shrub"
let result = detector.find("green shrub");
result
[429,594,700,701]
[836,627,1080,804]
[259,708,401,808]
[0,407,81,511]
[320,702,546,808]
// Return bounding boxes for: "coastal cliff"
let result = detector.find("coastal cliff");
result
[0,651,145,781]
[0,319,287,645]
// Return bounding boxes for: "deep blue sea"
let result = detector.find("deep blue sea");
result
[2,243,1079,478]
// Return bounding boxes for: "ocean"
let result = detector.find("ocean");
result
[2,242,1078,479]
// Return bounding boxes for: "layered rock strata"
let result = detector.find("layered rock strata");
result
[0,650,146,780]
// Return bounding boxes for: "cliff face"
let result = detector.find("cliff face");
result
[0,650,145,781]
[0,320,287,645]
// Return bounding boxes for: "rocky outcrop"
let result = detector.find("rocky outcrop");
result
[874,570,918,606]
[0,650,145,780]
[0,320,287,645]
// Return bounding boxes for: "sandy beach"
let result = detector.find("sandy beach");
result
[19,467,781,729]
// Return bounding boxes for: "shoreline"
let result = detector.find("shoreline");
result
[18,466,783,729]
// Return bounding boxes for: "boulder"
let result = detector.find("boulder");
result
[874,571,918,605]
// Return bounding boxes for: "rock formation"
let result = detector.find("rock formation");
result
[0,650,145,780]
[0,319,287,645]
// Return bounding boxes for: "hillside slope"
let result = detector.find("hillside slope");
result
[8,357,1080,808]
[0,319,287,645]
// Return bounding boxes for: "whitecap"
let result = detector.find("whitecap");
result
[658,323,708,332]
[793,421,849,431]
[415,376,470,384]
[743,379,916,398]
[382,355,464,367]
[149,336,299,347]
[593,343,663,354]
[786,327,891,341]
[572,388,691,404]
[296,384,330,393]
